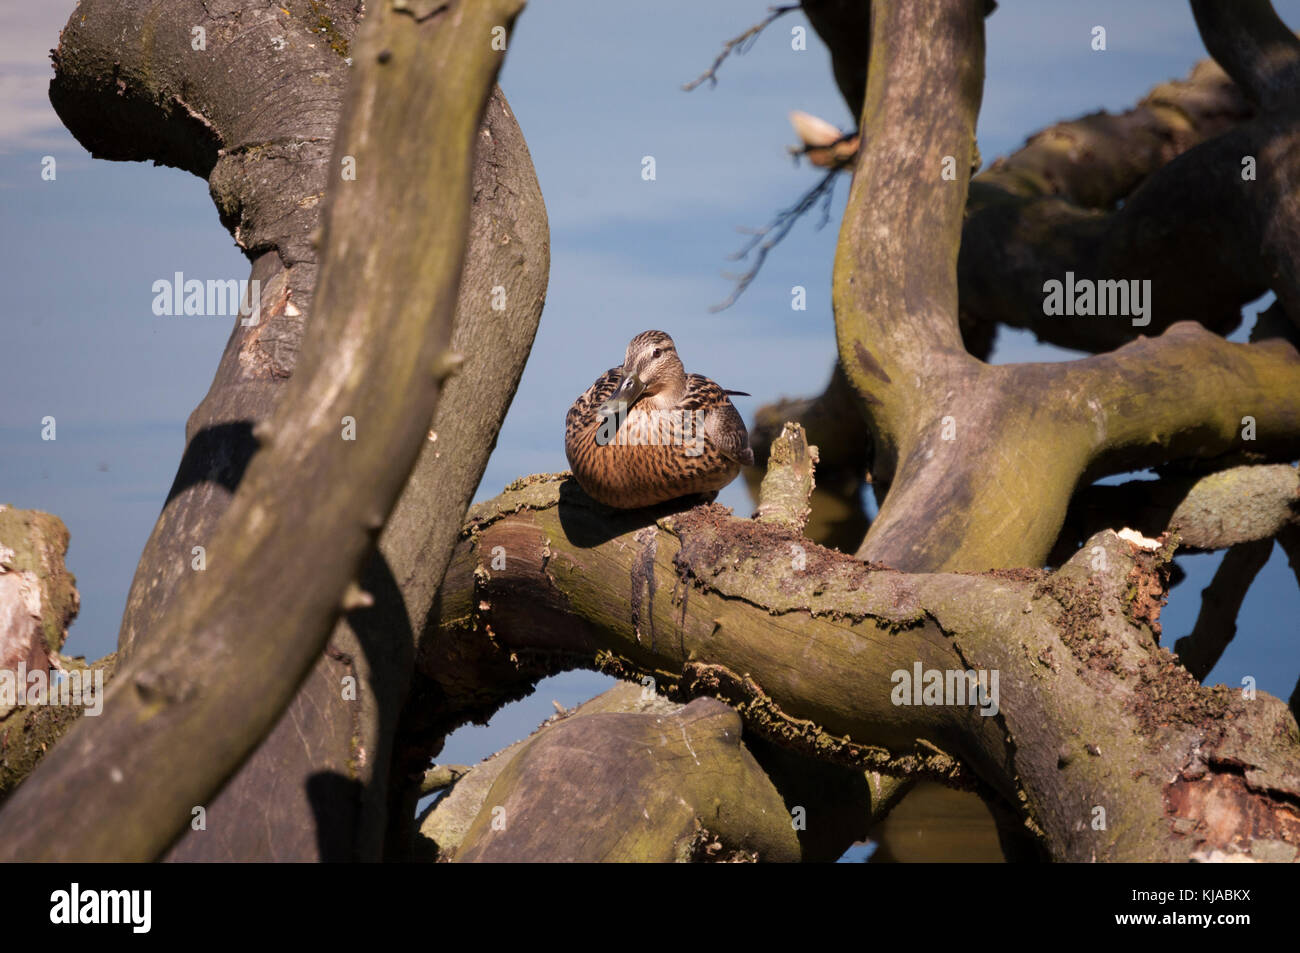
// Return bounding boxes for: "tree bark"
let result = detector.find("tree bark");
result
[828,2,1300,572]
[751,48,1267,523]
[14,0,1300,863]
[41,0,548,860]
[0,506,87,801]
[453,689,803,862]
[424,475,1300,861]
[0,0,527,862]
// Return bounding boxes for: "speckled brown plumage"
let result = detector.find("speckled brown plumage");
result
[565,331,753,508]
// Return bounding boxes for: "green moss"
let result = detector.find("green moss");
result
[307,1,350,58]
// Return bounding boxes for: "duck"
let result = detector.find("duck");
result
[565,330,754,509]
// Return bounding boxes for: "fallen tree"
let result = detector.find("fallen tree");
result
[3,0,1300,862]
[416,465,1300,862]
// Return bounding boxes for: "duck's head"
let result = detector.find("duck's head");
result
[598,330,686,415]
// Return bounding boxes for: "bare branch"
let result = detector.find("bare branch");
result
[683,4,803,92]
[1051,464,1300,564]
[710,167,837,312]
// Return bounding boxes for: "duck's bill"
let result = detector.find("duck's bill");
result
[598,373,646,417]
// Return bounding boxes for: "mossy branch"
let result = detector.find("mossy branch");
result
[0,0,526,862]
[426,475,1300,861]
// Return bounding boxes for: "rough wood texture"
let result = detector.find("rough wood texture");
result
[753,50,1265,528]
[41,0,547,861]
[419,679,875,863]
[0,506,87,801]
[15,0,1300,863]
[0,506,78,677]
[755,423,818,530]
[49,1,366,664]
[423,0,1300,863]
[823,1,1300,572]
[414,688,670,858]
[0,0,526,862]
[427,476,1300,861]
[1052,464,1300,563]
[164,86,549,863]
[456,694,801,862]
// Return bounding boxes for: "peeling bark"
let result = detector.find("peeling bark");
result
[0,506,78,677]
[0,506,88,801]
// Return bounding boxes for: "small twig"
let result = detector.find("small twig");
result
[682,4,802,91]
[710,167,838,312]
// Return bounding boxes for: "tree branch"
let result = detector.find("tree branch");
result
[755,423,818,530]
[833,0,984,440]
[455,694,802,862]
[1191,0,1300,112]
[44,0,548,861]
[750,56,1257,481]
[682,3,803,92]
[0,0,526,862]
[1050,464,1300,564]
[426,476,1300,861]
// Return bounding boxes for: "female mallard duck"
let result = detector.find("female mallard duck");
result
[565,330,754,508]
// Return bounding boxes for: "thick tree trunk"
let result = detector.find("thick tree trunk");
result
[36,0,548,860]
[0,0,529,862]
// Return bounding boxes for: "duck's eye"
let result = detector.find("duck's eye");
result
[651,347,662,359]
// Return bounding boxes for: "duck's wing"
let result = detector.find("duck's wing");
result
[566,366,623,432]
[688,375,754,466]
